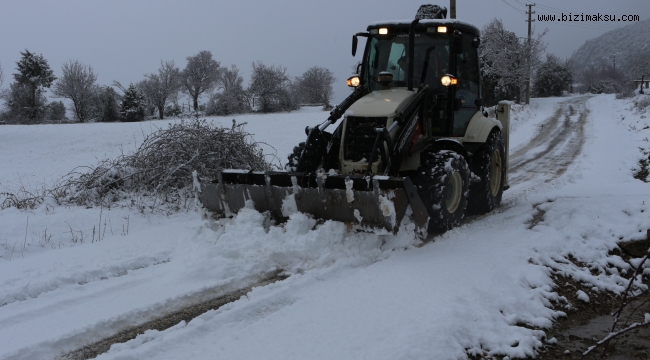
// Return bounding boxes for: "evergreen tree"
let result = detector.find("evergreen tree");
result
[97,86,120,122]
[120,84,146,122]
[45,101,67,121]
[533,54,573,97]
[13,50,56,114]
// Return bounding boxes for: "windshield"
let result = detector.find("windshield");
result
[365,32,449,92]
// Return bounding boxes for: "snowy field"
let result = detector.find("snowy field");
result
[0,96,649,359]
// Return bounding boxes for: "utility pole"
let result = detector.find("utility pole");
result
[525,3,535,105]
[450,0,456,19]
[613,54,616,72]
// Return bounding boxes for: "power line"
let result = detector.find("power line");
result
[501,0,526,14]
[534,1,566,13]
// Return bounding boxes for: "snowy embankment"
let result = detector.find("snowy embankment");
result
[0,97,649,359]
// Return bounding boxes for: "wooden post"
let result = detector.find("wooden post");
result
[641,75,645,95]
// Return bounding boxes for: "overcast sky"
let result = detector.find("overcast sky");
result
[1,0,648,104]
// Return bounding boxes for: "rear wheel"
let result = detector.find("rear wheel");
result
[468,130,506,215]
[413,150,470,233]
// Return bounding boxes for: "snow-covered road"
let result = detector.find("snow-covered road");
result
[1,96,649,359]
[508,96,589,188]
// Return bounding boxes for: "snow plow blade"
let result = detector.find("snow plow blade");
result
[199,170,429,234]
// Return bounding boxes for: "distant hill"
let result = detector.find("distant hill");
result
[569,18,650,71]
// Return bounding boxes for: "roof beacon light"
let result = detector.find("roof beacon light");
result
[379,28,388,35]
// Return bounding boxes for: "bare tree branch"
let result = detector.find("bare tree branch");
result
[53,60,98,122]
[182,51,221,111]
[141,60,182,119]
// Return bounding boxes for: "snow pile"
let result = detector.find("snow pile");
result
[196,202,420,278]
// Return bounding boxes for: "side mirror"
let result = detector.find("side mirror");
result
[452,31,463,54]
[472,37,481,48]
[352,35,358,57]
[474,98,483,107]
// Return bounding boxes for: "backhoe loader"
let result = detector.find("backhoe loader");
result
[199,5,511,235]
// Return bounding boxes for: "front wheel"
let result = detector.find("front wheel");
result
[413,150,470,233]
[467,130,506,215]
[285,129,332,172]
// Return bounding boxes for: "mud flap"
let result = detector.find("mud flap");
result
[199,170,429,234]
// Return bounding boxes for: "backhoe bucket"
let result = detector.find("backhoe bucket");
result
[199,170,429,234]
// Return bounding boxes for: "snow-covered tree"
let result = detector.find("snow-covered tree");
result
[53,60,98,122]
[141,60,181,119]
[248,61,297,113]
[576,60,625,94]
[206,64,249,116]
[296,66,336,107]
[120,83,146,122]
[480,19,546,105]
[182,51,221,111]
[13,50,56,111]
[533,54,573,97]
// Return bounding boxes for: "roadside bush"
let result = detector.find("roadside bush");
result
[164,104,181,117]
[45,101,67,121]
[616,88,636,99]
[633,148,650,182]
[634,96,650,112]
[589,80,621,94]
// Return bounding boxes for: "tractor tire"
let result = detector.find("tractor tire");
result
[467,130,506,215]
[285,130,332,172]
[285,142,306,171]
[413,150,470,233]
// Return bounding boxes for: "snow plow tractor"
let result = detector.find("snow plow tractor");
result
[199,5,511,236]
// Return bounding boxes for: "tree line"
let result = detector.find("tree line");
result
[480,18,650,104]
[0,50,336,124]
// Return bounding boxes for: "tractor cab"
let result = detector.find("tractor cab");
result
[351,19,482,138]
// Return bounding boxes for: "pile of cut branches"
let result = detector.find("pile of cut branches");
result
[1,118,275,211]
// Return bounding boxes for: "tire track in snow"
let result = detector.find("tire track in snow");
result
[57,272,287,360]
[458,96,590,229]
[508,96,589,187]
[0,255,170,308]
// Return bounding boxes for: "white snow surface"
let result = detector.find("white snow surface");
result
[0,98,649,359]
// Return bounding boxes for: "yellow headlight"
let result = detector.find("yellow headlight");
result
[437,26,447,33]
[379,28,388,35]
[347,76,361,87]
[441,75,458,86]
